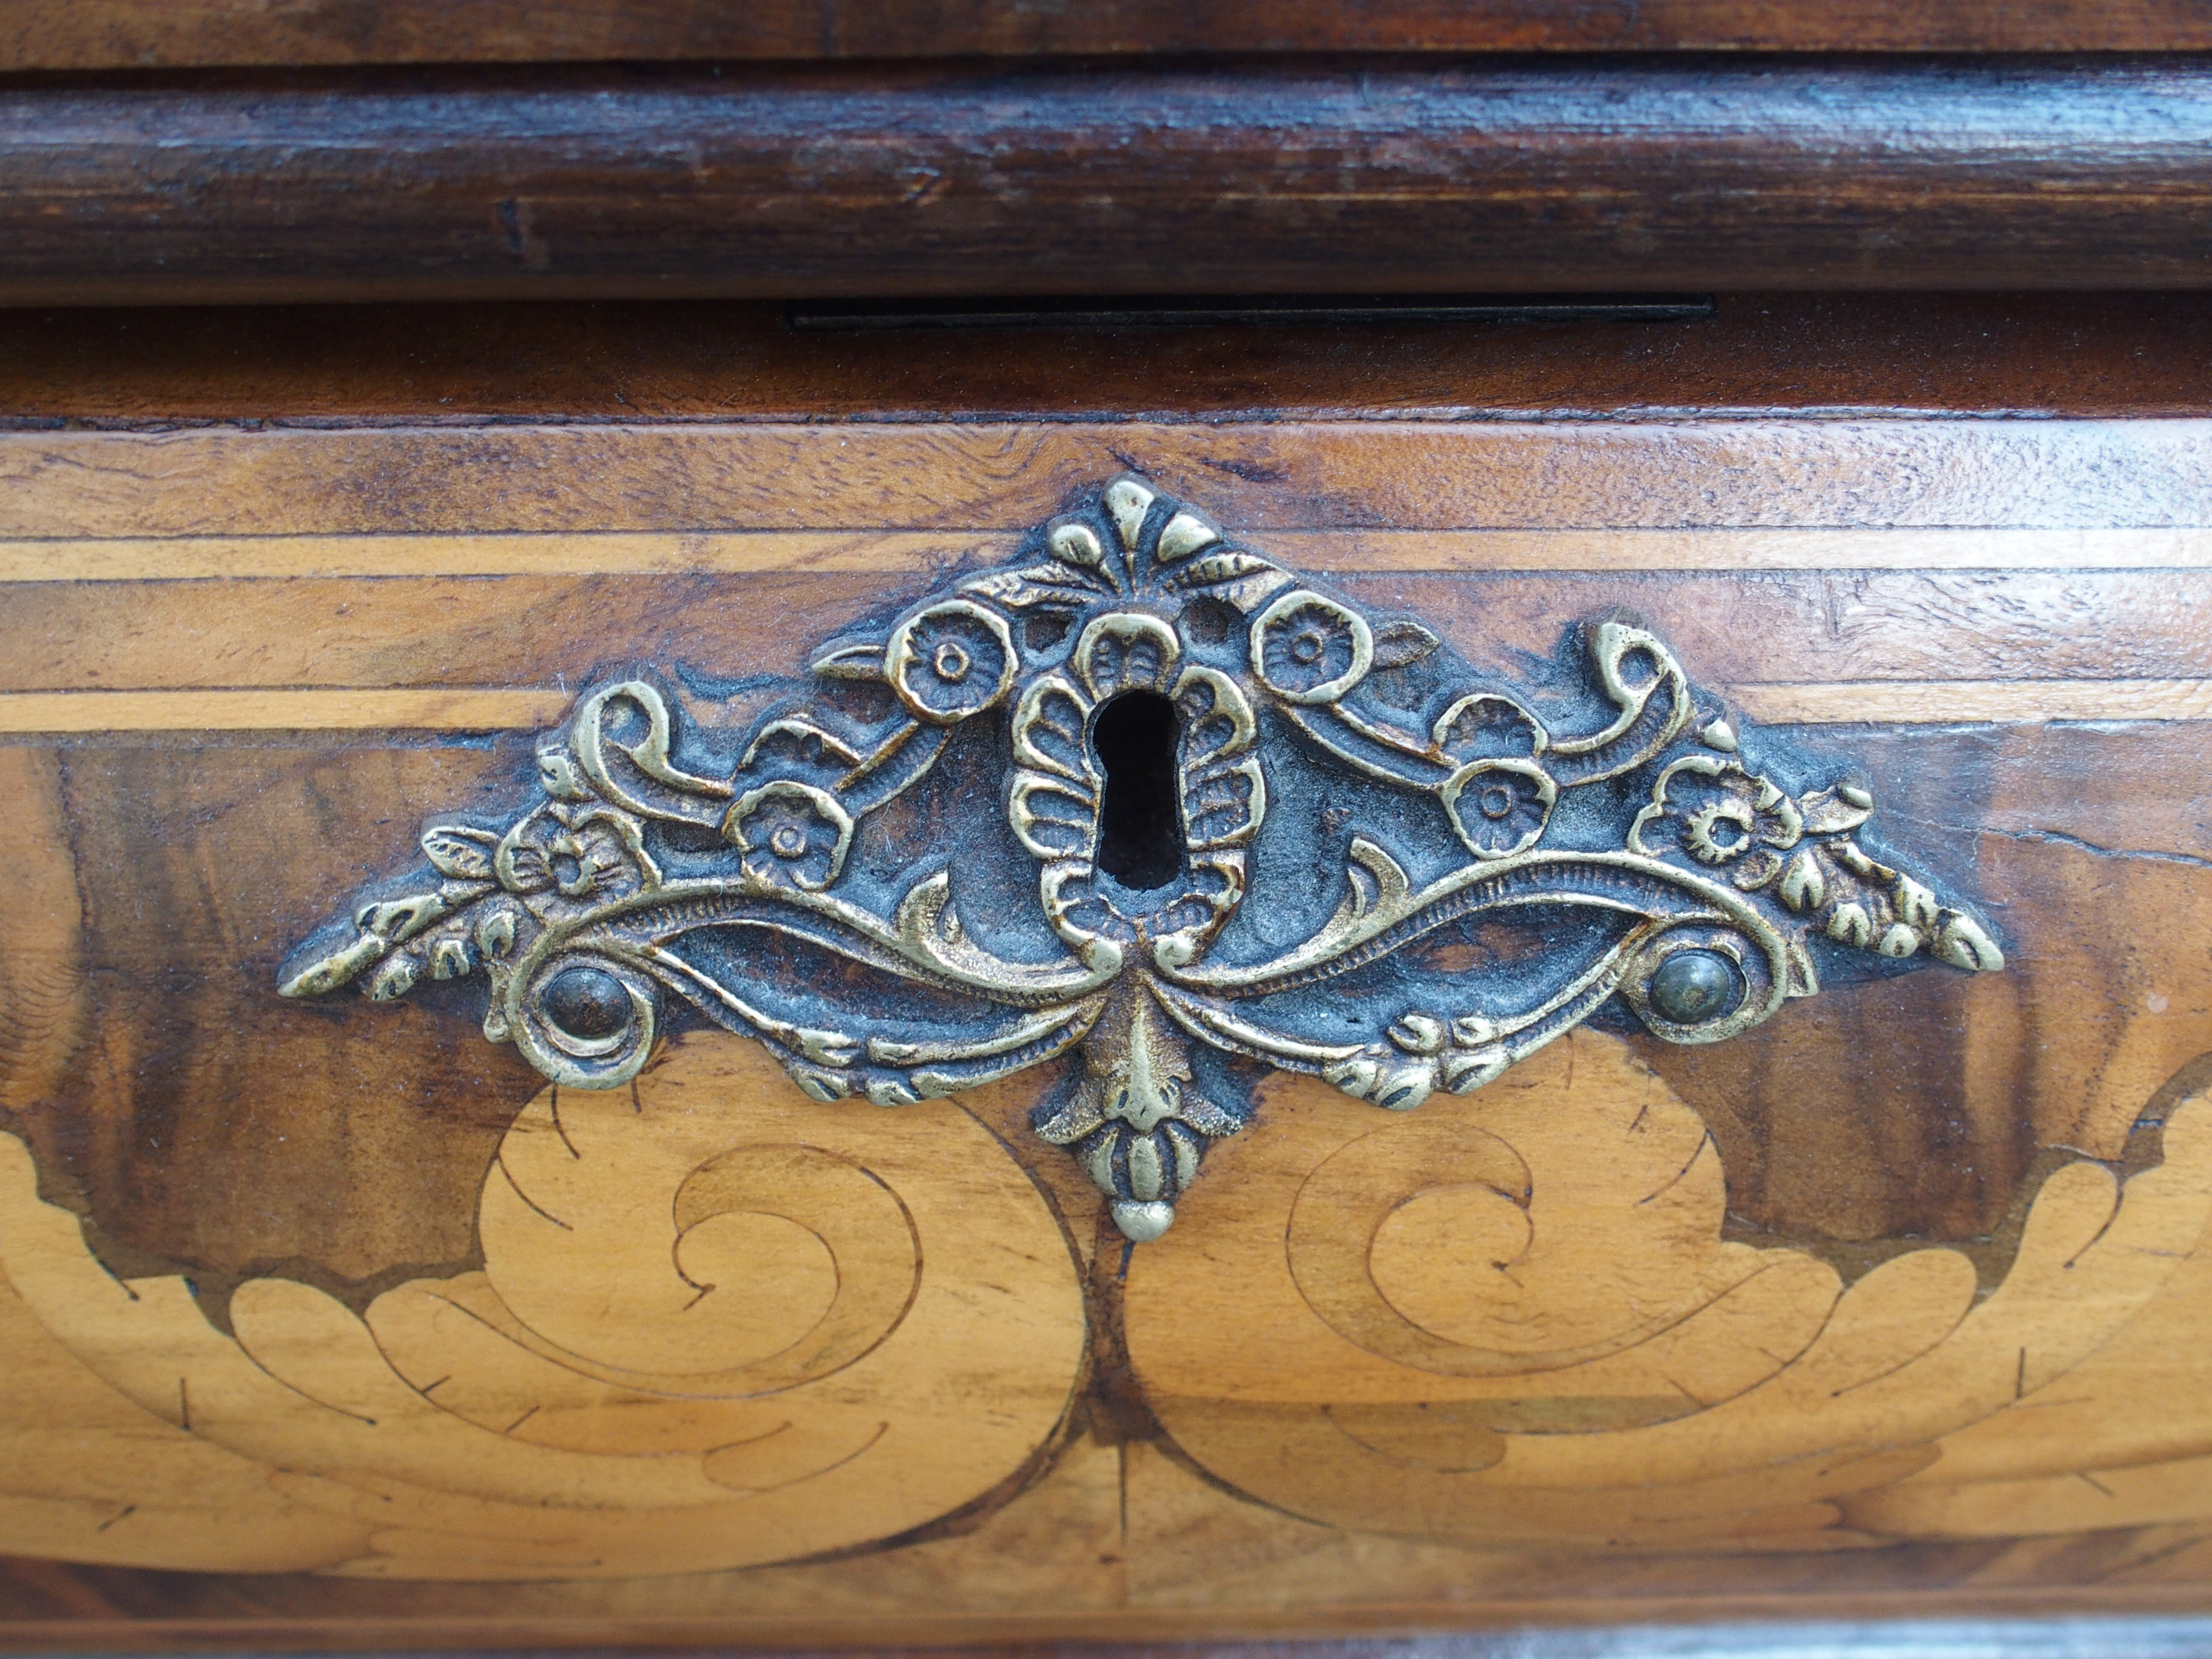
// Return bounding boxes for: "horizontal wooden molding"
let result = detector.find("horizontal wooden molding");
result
[8,1,2212,66]
[1729,680,2212,725]
[0,533,995,583]
[8,1599,2212,1653]
[5,423,2210,540]
[4,527,2211,583]
[0,688,572,733]
[4,295,2210,425]
[6,682,2207,734]
[2,61,2212,302]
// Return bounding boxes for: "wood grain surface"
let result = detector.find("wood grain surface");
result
[6,295,2212,424]
[6,421,2210,538]
[4,62,2212,304]
[3,308,2212,1643]
[9,0,2212,64]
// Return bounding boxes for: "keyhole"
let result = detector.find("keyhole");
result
[1093,691,1184,891]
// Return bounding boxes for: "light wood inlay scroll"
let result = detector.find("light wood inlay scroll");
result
[0,1037,1084,1579]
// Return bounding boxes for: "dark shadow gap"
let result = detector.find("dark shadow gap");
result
[788,293,1714,332]
[1093,690,1183,891]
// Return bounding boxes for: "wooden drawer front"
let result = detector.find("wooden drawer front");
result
[1,413,2209,1645]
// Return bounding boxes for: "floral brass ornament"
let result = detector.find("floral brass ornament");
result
[281,477,2004,1243]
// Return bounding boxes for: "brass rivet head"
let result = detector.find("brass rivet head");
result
[1649,950,1744,1025]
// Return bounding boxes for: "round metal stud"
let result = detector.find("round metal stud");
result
[543,965,632,1041]
[1648,950,1745,1025]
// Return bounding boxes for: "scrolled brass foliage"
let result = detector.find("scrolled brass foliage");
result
[281,477,2003,1240]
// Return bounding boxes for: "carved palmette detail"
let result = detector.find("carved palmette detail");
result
[281,476,2002,1241]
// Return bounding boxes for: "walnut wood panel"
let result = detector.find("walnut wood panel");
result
[8,297,2212,424]
[8,528,2212,583]
[4,422,2211,540]
[5,62,2212,304]
[4,390,2212,1642]
[1,569,2206,695]
[6,709,2212,1631]
[10,0,2212,65]
[15,711,2203,1273]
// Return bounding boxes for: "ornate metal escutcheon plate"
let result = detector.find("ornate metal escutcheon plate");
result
[283,477,2003,1242]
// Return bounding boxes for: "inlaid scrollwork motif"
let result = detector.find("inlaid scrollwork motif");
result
[282,476,2002,1241]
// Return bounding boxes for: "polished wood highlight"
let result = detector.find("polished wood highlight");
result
[3,62,2212,304]
[0,688,574,733]
[1730,680,2212,724]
